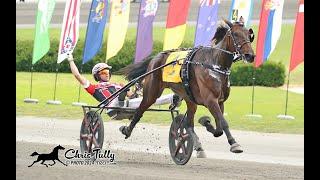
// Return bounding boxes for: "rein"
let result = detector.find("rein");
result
[184,27,251,76]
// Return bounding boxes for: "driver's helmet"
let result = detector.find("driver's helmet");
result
[92,63,112,81]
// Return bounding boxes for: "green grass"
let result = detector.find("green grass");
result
[16,24,304,85]
[17,72,304,134]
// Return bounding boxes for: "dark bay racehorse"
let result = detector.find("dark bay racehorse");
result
[120,19,255,154]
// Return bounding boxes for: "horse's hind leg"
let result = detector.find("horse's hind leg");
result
[49,160,56,166]
[185,100,206,158]
[120,80,164,139]
[219,103,243,153]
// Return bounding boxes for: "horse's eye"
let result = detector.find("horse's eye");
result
[248,28,254,42]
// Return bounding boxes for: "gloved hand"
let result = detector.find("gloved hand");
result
[67,53,74,62]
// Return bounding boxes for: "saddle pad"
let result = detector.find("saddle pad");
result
[163,50,190,83]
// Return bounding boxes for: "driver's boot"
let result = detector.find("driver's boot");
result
[169,94,182,110]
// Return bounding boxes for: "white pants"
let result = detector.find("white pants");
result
[126,93,174,108]
[107,93,175,108]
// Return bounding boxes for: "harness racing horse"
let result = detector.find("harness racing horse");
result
[120,19,255,156]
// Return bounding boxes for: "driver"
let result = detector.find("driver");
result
[67,53,181,113]
[67,53,134,104]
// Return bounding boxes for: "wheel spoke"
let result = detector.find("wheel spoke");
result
[181,143,187,155]
[87,134,93,152]
[171,130,178,139]
[92,121,100,133]
[174,141,182,157]
[181,133,189,140]
[80,133,90,140]
[92,135,100,148]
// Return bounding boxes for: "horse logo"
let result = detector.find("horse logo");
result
[28,145,67,167]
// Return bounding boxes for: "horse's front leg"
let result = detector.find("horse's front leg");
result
[219,102,243,153]
[41,160,48,167]
[185,100,206,158]
[120,82,164,139]
[28,159,40,167]
[204,98,224,137]
[57,158,67,166]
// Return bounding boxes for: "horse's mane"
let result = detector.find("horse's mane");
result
[211,19,244,46]
[211,20,230,45]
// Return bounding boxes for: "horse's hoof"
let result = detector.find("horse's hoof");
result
[213,130,223,137]
[196,150,207,158]
[198,116,211,127]
[230,143,243,153]
[119,126,131,139]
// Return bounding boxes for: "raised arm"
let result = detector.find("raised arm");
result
[67,54,88,86]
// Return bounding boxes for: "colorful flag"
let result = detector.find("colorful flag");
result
[82,0,108,64]
[57,0,81,63]
[32,0,56,64]
[194,0,219,47]
[134,0,158,63]
[289,0,304,72]
[106,0,131,60]
[228,0,253,27]
[255,0,284,67]
[163,0,191,50]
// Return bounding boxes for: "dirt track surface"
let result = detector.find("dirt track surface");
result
[16,116,304,180]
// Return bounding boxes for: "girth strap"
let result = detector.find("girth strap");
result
[181,47,202,104]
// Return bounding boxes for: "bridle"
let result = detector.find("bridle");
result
[212,27,252,63]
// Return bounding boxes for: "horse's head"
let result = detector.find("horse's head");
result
[55,145,65,151]
[212,19,255,63]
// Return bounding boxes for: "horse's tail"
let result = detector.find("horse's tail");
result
[119,56,153,81]
[30,152,39,156]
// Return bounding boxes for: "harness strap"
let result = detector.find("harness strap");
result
[187,61,231,76]
[181,47,202,104]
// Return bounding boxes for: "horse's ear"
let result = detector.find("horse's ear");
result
[223,19,233,28]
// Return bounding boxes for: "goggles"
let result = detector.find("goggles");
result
[98,69,110,75]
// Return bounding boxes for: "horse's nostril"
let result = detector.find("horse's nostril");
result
[244,54,255,61]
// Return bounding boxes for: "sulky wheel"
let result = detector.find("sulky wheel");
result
[80,111,104,156]
[169,114,194,165]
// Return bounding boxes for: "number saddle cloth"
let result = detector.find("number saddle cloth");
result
[162,50,191,83]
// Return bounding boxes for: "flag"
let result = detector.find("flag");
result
[32,0,56,64]
[194,0,219,47]
[82,0,108,64]
[134,0,158,63]
[57,0,81,63]
[106,0,131,60]
[228,0,253,27]
[163,0,191,50]
[255,0,284,67]
[289,0,304,72]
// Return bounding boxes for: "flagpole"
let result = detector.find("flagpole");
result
[47,64,62,105]
[251,68,255,114]
[277,70,295,120]
[245,67,262,119]
[24,64,39,103]
[284,71,290,115]
[72,64,87,106]
[30,66,34,98]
